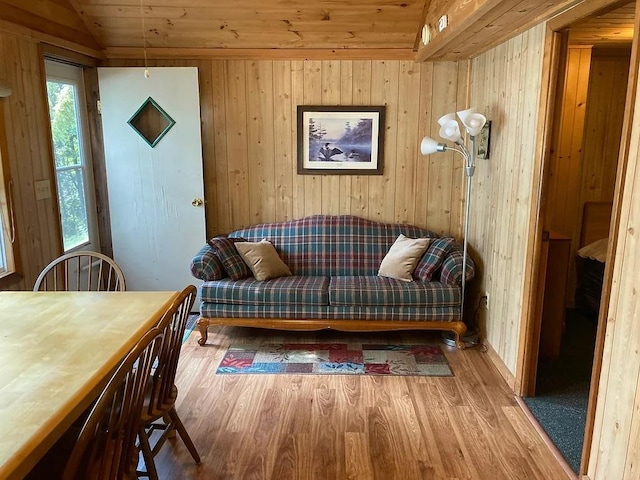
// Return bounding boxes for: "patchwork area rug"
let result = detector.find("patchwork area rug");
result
[216,343,452,376]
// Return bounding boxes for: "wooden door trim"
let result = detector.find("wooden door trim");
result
[514,27,565,395]
[580,1,640,474]
[516,0,639,476]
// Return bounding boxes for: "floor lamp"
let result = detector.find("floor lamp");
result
[420,108,487,347]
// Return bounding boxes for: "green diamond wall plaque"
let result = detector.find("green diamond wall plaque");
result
[127,97,176,147]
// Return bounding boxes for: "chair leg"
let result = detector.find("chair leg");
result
[163,413,176,439]
[138,426,160,480]
[168,408,201,464]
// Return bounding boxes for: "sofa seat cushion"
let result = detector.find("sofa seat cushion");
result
[200,303,461,322]
[329,276,460,307]
[201,276,329,306]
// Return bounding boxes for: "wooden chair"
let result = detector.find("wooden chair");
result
[26,322,168,480]
[62,324,166,480]
[33,251,126,292]
[137,285,200,479]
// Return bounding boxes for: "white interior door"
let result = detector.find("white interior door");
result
[98,67,205,294]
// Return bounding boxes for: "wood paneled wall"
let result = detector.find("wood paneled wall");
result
[469,24,547,375]
[548,46,629,237]
[587,39,640,480]
[547,47,592,237]
[0,30,61,291]
[581,49,630,207]
[1,48,469,291]
[106,58,469,237]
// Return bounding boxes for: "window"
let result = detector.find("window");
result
[45,60,99,253]
[0,99,16,278]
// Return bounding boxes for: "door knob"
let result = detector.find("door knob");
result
[191,198,203,207]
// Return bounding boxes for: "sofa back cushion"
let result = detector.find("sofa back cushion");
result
[229,215,438,277]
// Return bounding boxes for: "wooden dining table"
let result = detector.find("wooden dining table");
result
[0,290,179,480]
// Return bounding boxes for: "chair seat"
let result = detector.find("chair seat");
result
[141,384,178,423]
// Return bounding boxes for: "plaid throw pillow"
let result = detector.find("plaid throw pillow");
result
[207,237,251,280]
[413,236,455,281]
[190,245,227,281]
[440,246,476,285]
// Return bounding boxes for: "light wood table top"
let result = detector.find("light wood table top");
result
[0,290,179,480]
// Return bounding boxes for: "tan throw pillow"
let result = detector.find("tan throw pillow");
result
[235,240,292,281]
[378,234,431,282]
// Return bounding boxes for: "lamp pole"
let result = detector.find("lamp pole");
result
[438,140,480,347]
[421,107,486,347]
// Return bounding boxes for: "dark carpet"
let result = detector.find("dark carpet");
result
[523,309,597,473]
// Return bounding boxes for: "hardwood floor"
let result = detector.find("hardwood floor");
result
[154,327,570,480]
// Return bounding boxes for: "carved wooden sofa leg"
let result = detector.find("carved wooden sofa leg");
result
[450,321,468,350]
[197,317,209,346]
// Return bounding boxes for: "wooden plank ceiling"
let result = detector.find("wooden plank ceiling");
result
[569,2,635,45]
[0,0,634,60]
[71,0,426,54]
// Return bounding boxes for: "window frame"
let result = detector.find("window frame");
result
[0,99,20,282]
[45,60,100,254]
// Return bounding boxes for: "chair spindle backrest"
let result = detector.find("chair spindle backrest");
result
[146,285,197,415]
[33,251,126,292]
[62,319,169,480]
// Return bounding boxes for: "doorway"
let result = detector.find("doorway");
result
[521,1,636,476]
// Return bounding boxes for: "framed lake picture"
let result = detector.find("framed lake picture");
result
[297,105,385,175]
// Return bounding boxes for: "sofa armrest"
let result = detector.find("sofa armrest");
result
[439,245,475,286]
[190,244,226,281]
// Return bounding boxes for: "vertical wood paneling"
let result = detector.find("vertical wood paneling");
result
[246,61,275,225]
[427,62,461,235]
[196,60,217,237]
[339,61,353,214]
[350,60,372,219]
[470,24,546,374]
[272,60,294,222]
[152,58,467,237]
[588,58,640,479]
[415,62,434,229]
[547,47,592,237]
[321,60,342,216]
[0,30,61,290]
[369,60,399,223]
[580,51,630,206]
[394,60,420,226]
[210,61,230,235]
[225,61,251,229]
[303,61,323,218]
[291,60,305,221]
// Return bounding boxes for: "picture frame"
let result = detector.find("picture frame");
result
[476,120,491,160]
[297,105,385,175]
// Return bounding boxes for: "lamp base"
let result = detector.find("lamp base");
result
[442,328,481,348]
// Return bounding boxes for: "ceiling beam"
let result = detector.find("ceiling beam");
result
[414,0,587,62]
[104,47,416,61]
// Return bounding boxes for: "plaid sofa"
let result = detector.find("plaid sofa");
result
[190,215,474,347]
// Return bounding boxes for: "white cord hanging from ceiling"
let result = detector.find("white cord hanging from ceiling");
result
[140,0,149,78]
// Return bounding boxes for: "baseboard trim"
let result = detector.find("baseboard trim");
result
[515,396,578,480]
[483,339,516,390]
